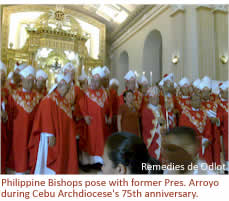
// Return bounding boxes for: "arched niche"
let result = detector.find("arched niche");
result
[142,29,162,85]
[118,51,129,92]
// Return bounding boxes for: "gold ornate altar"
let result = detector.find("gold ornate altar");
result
[1,5,106,87]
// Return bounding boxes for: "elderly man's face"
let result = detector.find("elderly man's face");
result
[110,84,119,93]
[220,89,228,100]
[22,75,34,92]
[13,71,21,84]
[193,87,201,96]
[127,79,136,91]
[91,76,101,90]
[1,71,6,86]
[102,77,110,89]
[191,94,201,109]
[163,80,173,93]
[79,80,88,90]
[57,80,70,97]
[181,85,190,96]
[64,70,75,82]
[149,94,159,106]
[141,83,149,94]
[36,79,46,90]
[201,87,211,100]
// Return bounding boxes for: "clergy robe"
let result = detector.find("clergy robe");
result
[65,83,85,139]
[201,99,220,165]
[6,79,22,93]
[216,98,228,169]
[160,92,177,129]
[108,88,119,134]
[79,88,111,164]
[1,87,9,174]
[175,95,191,115]
[142,104,166,160]
[73,86,88,153]
[6,81,20,155]
[7,88,42,173]
[103,88,113,141]
[67,84,83,131]
[65,83,78,109]
[119,89,143,112]
[29,89,79,174]
[38,87,47,97]
[140,94,149,114]
[210,93,218,102]
[179,106,213,165]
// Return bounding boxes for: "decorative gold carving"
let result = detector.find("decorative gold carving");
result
[1,5,105,73]
[55,10,65,21]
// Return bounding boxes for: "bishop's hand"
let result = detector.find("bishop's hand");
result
[1,110,8,123]
[105,116,112,125]
[84,116,92,125]
[165,102,172,111]
[159,118,166,126]
[48,136,56,147]
[209,117,219,125]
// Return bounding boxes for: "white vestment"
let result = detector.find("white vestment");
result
[34,133,56,175]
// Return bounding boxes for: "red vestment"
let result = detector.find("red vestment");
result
[217,99,228,164]
[140,94,149,114]
[29,89,79,174]
[201,99,218,114]
[201,99,220,165]
[179,106,213,165]
[210,93,218,102]
[175,96,191,114]
[6,80,21,94]
[79,88,110,157]
[160,92,177,129]
[1,87,9,173]
[109,88,119,133]
[103,88,113,141]
[39,87,47,97]
[142,104,165,160]
[73,86,88,152]
[66,84,85,138]
[7,88,42,172]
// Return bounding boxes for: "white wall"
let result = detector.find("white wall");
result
[142,30,162,84]
[118,51,129,93]
[111,5,173,91]
[110,5,228,92]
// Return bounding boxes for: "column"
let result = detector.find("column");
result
[170,5,185,82]
[196,5,215,79]
[183,5,199,80]
[213,5,228,81]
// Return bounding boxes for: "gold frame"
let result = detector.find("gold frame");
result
[1,5,106,71]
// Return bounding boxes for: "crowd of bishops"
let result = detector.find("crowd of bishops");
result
[0,60,228,174]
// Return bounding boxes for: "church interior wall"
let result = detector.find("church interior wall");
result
[110,5,228,92]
